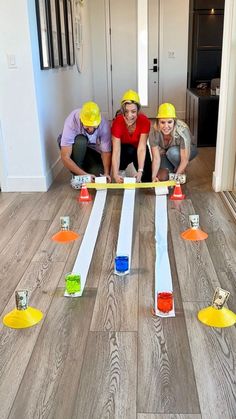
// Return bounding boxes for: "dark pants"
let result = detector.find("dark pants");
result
[160,145,198,171]
[58,134,103,176]
[119,144,152,182]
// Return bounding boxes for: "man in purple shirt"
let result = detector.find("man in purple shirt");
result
[58,102,111,187]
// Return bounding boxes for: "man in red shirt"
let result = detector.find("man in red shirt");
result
[111,90,152,183]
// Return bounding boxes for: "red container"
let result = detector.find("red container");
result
[157,292,173,313]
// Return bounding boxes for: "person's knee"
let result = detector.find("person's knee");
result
[71,135,88,167]
[74,134,87,147]
[157,168,169,181]
[166,146,181,168]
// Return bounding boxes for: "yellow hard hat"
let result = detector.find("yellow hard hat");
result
[121,90,140,105]
[80,101,101,127]
[156,103,176,119]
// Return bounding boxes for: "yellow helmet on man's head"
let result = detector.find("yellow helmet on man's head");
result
[121,90,141,106]
[156,103,176,119]
[80,101,101,127]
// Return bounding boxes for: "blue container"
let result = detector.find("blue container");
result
[115,255,129,274]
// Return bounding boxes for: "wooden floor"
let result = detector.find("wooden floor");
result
[0,148,235,419]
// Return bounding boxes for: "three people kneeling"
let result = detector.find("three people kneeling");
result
[58,93,197,186]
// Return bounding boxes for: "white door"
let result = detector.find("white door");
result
[109,0,159,118]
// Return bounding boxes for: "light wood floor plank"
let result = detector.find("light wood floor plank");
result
[86,191,122,289]
[57,199,95,288]
[8,289,96,419]
[0,261,64,419]
[32,195,91,263]
[0,192,18,216]
[90,191,139,331]
[168,199,220,301]
[138,230,200,414]
[0,219,50,314]
[138,414,202,419]
[30,181,70,221]
[0,193,41,253]
[183,302,236,419]
[187,191,236,311]
[0,149,235,418]
[186,148,215,193]
[139,189,155,232]
[72,331,137,419]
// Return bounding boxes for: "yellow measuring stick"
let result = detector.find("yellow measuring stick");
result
[86,180,176,189]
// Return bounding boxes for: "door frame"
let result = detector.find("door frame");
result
[104,0,113,120]
[0,120,7,191]
[213,0,236,192]
[104,0,161,120]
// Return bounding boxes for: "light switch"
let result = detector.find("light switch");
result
[7,54,17,69]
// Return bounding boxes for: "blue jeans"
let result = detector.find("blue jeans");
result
[160,145,198,171]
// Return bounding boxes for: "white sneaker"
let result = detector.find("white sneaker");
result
[70,175,91,190]
[70,176,82,190]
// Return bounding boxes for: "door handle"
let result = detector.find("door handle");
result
[148,65,158,72]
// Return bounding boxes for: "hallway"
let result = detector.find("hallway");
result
[0,148,235,418]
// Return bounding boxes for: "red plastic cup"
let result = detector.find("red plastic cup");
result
[157,292,173,313]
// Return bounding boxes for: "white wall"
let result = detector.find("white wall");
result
[0,0,93,191]
[213,0,236,191]
[159,0,189,119]
[0,0,43,191]
[88,0,112,119]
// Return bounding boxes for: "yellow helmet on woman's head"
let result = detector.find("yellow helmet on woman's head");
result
[156,103,176,119]
[121,90,141,106]
[80,101,101,127]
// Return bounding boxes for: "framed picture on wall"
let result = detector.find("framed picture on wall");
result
[35,0,51,69]
[57,0,68,66]
[47,0,60,68]
[64,0,75,66]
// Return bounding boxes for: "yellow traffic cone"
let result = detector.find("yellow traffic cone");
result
[3,290,43,329]
[198,287,236,328]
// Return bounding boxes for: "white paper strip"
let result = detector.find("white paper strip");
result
[154,193,175,317]
[70,177,107,296]
[115,177,136,275]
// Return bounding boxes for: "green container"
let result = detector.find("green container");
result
[65,273,81,294]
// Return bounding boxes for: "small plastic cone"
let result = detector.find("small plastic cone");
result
[198,306,236,328]
[181,228,208,241]
[51,230,79,243]
[78,184,92,202]
[170,183,185,200]
[3,307,43,329]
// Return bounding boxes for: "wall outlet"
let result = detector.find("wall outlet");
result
[7,54,17,68]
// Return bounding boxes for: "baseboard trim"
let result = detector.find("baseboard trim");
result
[1,158,63,192]
[220,190,236,221]
[45,158,63,190]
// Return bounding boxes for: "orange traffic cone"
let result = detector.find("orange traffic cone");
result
[181,214,208,241]
[78,183,92,203]
[170,182,185,200]
[51,216,79,243]
[181,228,208,241]
[52,230,79,243]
